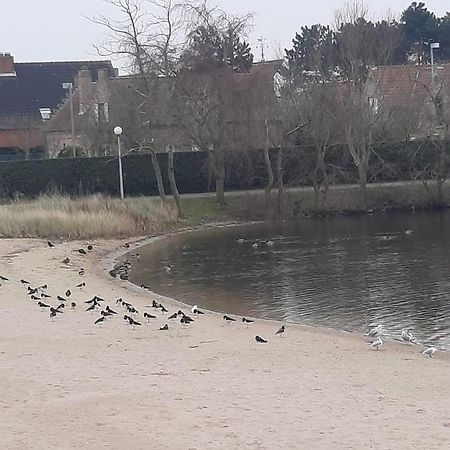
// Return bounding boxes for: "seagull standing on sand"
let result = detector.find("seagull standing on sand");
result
[401,328,416,344]
[255,336,267,343]
[275,325,285,336]
[422,347,437,358]
[369,337,383,351]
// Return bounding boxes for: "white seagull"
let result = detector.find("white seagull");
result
[365,324,383,338]
[401,328,416,344]
[164,265,172,273]
[252,242,259,249]
[404,229,413,236]
[266,240,274,247]
[236,238,244,244]
[422,347,437,358]
[369,337,383,351]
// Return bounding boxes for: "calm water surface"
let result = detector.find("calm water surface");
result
[129,211,450,350]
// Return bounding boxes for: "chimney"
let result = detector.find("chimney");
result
[75,67,93,115]
[0,52,16,76]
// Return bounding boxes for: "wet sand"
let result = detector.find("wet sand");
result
[0,237,449,450]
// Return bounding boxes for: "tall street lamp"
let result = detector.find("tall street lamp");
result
[62,82,76,157]
[114,126,125,200]
[430,42,440,81]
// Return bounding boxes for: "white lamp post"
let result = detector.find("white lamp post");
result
[430,42,440,81]
[62,82,76,157]
[114,126,125,200]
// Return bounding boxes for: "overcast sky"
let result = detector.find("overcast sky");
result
[1,0,448,71]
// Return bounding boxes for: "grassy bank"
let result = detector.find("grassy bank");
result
[0,180,449,239]
[0,195,179,239]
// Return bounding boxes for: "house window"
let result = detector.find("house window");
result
[368,97,379,113]
[96,102,109,123]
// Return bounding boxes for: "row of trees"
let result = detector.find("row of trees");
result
[89,0,450,216]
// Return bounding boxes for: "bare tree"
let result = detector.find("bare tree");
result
[334,1,401,209]
[91,0,188,210]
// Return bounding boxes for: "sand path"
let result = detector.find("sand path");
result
[0,238,449,449]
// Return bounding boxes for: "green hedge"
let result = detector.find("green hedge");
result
[0,141,447,199]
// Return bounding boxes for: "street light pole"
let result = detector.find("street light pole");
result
[63,82,76,157]
[430,42,440,82]
[114,126,125,200]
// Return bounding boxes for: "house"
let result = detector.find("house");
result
[44,60,282,158]
[367,63,450,140]
[0,52,116,159]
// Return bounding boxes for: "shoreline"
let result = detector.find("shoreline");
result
[1,237,450,449]
[110,222,450,353]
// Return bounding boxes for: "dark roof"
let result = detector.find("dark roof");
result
[0,60,115,118]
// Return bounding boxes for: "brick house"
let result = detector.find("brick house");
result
[0,52,116,159]
[44,60,282,157]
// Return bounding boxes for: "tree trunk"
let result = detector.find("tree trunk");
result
[263,147,274,211]
[211,149,227,206]
[168,146,183,218]
[358,163,368,211]
[277,146,284,216]
[150,150,166,202]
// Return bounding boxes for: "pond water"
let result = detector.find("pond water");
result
[128,210,450,350]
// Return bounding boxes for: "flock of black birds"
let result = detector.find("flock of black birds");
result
[0,241,287,343]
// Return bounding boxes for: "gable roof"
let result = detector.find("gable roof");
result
[0,60,116,119]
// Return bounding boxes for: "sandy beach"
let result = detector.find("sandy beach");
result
[0,237,449,450]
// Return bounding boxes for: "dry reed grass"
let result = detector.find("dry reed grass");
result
[0,194,178,239]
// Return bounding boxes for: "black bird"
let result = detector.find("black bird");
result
[275,325,285,336]
[76,282,86,288]
[50,307,63,314]
[242,318,254,323]
[65,290,71,297]
[141,284,150,290]
[78,269,85,276]
[223,315,236,322]
[20,279,30,285]
[124,243,130,248]
[28,288,38,295]
[152,300,160,308]
[47,241,55,248]
[78,249,87,255]
[255,336,267,343]
[87,245,93,251]
[177,310,185,316]
[101,310,113,317]
[41,293,51,298]
[57,303,65,310]
[57,296,67,302]
[93,296,105,302]
[159,324,169,331]
[37,301,50,308]
[160,305,168,313]
[168,312,178,320]
[123,314,131,322]
[105,306,117,315]
[62,258,70,264]
[0,275,8,281]
[38,284,48,290]
[95,317,105,325]
[86,304,97,312]
[115,298,123,305]
[50,310,57,319]
[180,315,194,325]
[143,312,156,321]
[128,317,142,327]
[71,302,77,310]
[191,305,205,315]
[31,295,39,300]
[85,297,98,304]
